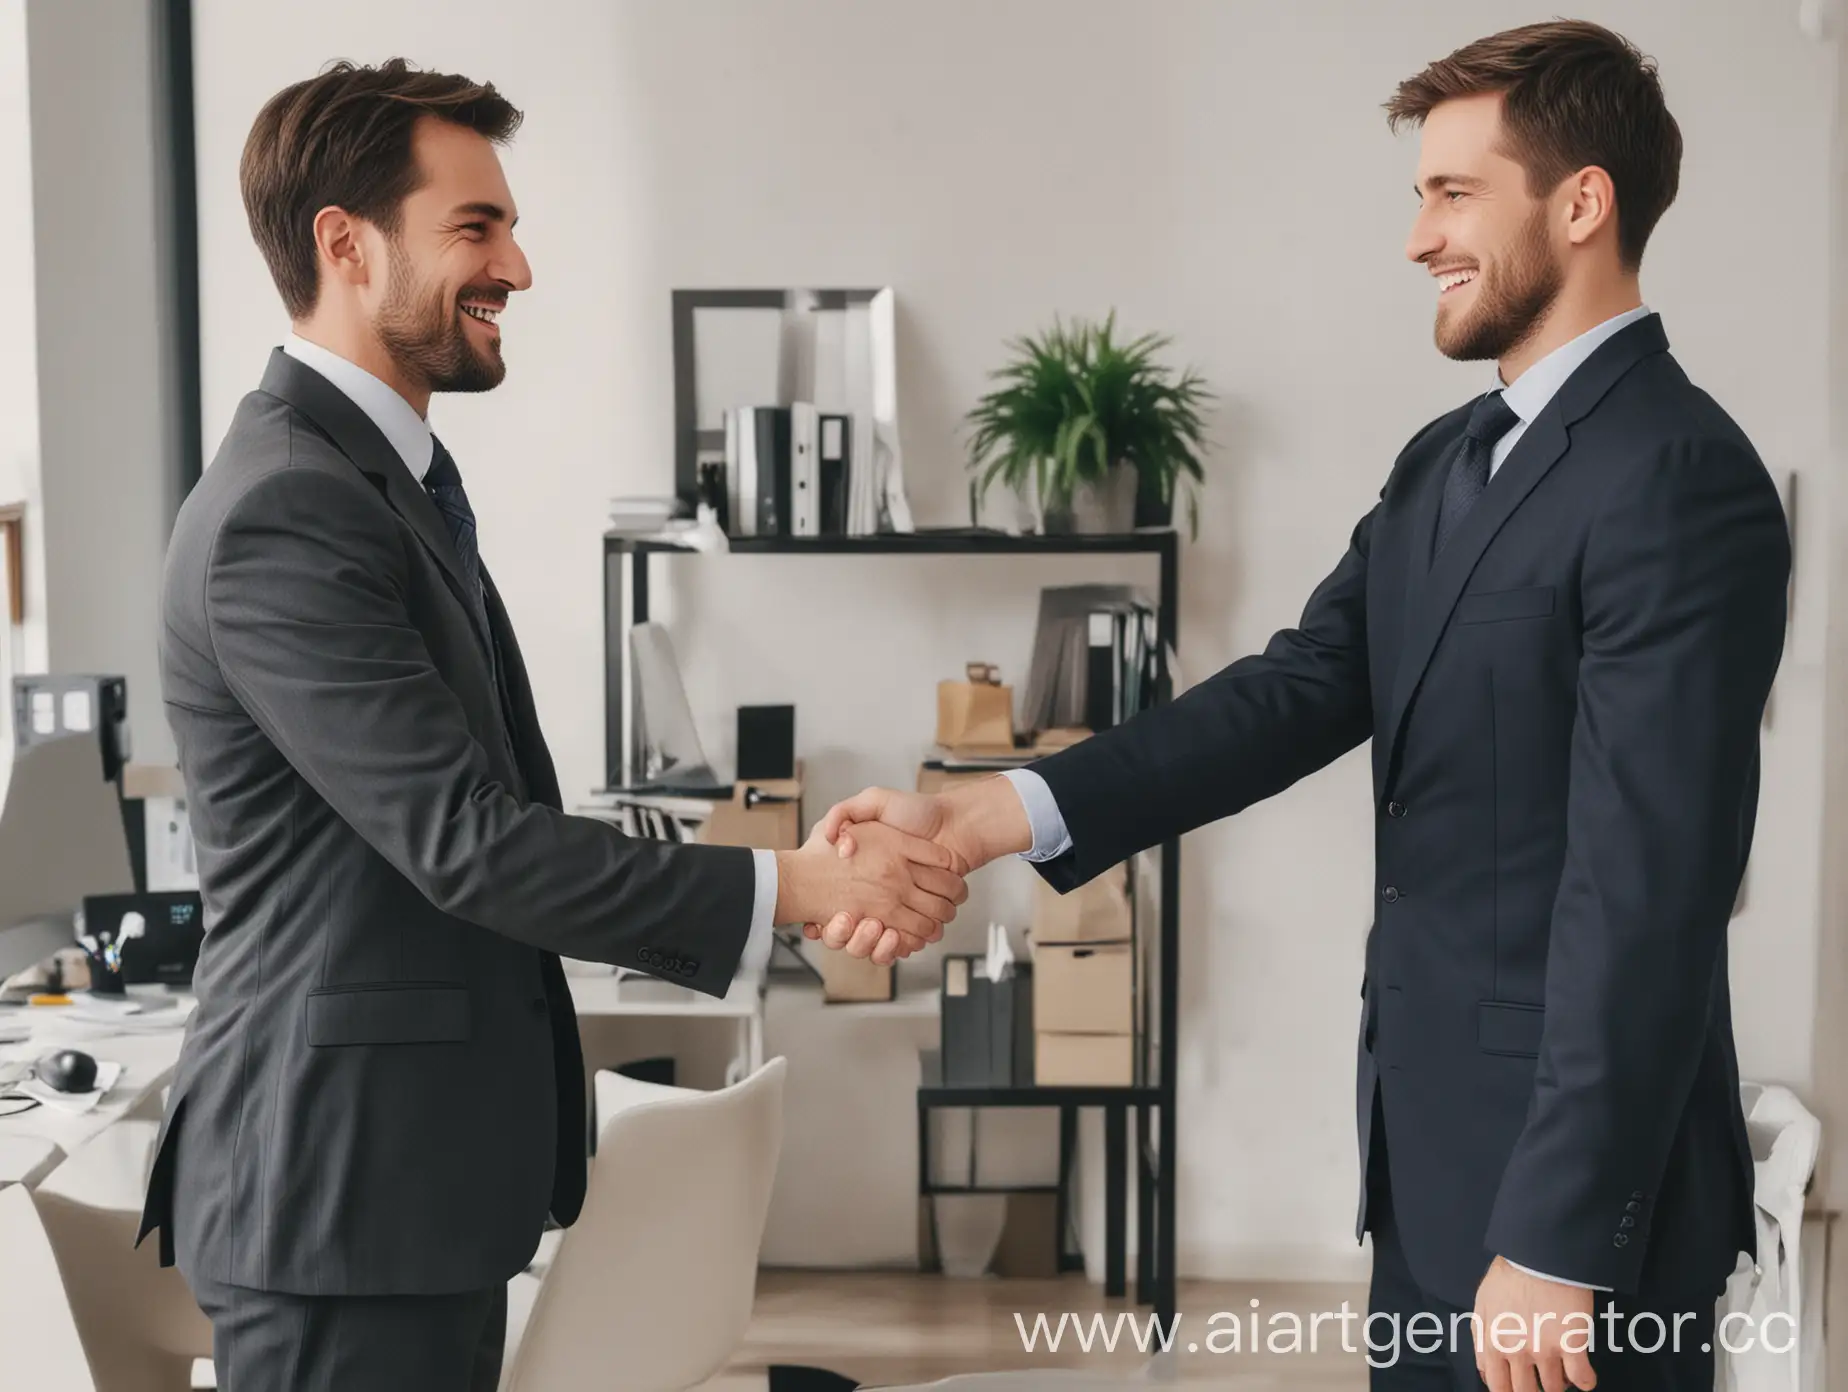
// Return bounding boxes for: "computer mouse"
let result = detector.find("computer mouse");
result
[33,1048,98,1094]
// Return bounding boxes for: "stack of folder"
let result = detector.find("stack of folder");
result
[1018,585,1159,735]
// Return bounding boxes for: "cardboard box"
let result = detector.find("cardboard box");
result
[1032,941,1134,1036]
[1036,1032,1136,1086]
[816,949,895,1003]
[699,771,803,852]
[992,1192,1060,1278]
[1031,863,1131,944]
[936,679,1014,753]
[122,763,187,800]
[915,763,992,795]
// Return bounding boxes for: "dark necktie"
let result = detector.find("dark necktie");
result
[424,437,507,701]
[1432,390,1520,561]
[424,437,481,599]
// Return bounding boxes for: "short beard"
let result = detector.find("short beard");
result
[1434,203,1562,364]
[373,236,505,395]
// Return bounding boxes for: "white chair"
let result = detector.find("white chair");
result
[0,1181,97,1390]
[33,1119,213,1392]
[1717,1082,1825,1392]
[500,1057,788,1392]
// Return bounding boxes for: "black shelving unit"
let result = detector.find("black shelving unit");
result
[602,527,1180,1321]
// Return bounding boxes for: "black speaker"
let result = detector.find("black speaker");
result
[736,705,795,781]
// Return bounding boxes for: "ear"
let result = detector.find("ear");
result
[310,205,370,290]
[1562,165,1617,249]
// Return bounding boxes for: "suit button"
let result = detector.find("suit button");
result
[679,960,696,977]
[1381,886,1400,903]
[1387,802,1406,818]
[1619,1215,1635,1230]
[1625,1200,1641,1214]
[1613,1233,1629,1248]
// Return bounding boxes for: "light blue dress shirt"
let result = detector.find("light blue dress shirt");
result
[1001,307,1653,1289]
[281,335,780,957]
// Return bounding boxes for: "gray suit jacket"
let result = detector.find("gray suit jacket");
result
[137,349,757,1295]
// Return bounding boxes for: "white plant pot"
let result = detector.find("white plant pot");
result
[1053,464,1138,535]
[932,1193,1008,1277]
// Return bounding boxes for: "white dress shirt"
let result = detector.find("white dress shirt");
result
[280,335,780,961]
[1001,306,1654,1289]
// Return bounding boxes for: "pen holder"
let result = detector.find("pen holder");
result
[85,942,125,996]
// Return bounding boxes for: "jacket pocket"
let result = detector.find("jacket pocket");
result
[1478,1000,1545,1057]
[306,982,471,1046]
[1455,585,1555,624]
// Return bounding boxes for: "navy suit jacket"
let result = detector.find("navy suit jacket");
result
[1028,314,1788,1307]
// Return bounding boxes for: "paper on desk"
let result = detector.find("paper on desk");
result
[0,1013,29,1044]
[8,1059,123,1114]
[64,989,186,1019]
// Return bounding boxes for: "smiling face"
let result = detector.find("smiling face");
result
[366,117,531,394]
[1405,93,1565,365]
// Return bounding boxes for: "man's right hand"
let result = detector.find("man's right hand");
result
[817,777,1032,872]
[774,819,968,965]
[804,776,1035,948]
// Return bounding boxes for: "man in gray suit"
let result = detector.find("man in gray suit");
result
[138,59,960,1390]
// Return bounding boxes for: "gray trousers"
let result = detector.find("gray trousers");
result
[188,1272,507,1392]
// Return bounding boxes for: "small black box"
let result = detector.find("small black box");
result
[736,705,795,781]
[940,955,1034,1087]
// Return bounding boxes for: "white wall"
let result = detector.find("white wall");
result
[1813,15,1848,1389]
[0,0,48,684]
[191,0,1837,1282]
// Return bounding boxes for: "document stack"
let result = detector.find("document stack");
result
[715,287,913,538]
[1018,585,1160,736]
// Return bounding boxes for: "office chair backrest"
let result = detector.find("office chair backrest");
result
[0,1182,97,1390]
[504,1056,787,1392]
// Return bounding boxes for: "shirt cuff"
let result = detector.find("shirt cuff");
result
[1000,768,1072,862]
[1505,1259,1612,1292]
[737,848,779,982]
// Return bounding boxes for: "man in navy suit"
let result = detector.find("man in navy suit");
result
[815,20,1788,1392]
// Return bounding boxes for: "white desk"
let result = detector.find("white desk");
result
[0,970,766,1177]
[564,964,763,1083]
[0,990,189,1171]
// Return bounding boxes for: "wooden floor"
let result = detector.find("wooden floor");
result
[700,1270,1373,1390]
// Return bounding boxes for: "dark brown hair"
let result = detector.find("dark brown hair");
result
[1385,20,1680,269]
[242,58,523,318]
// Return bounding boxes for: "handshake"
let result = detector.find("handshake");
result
[770,777,1036,966]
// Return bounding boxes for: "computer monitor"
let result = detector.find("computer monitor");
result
[0,730,136,982]
[628,622,732,797]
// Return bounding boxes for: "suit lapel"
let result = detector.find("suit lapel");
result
[257,349,493,658]
[1383,413,1569,762]
[481,568,561,809]
[1368,439,1455,788]
[1380,313,1671,774]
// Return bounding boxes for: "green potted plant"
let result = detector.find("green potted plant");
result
[965,311,1212,536]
